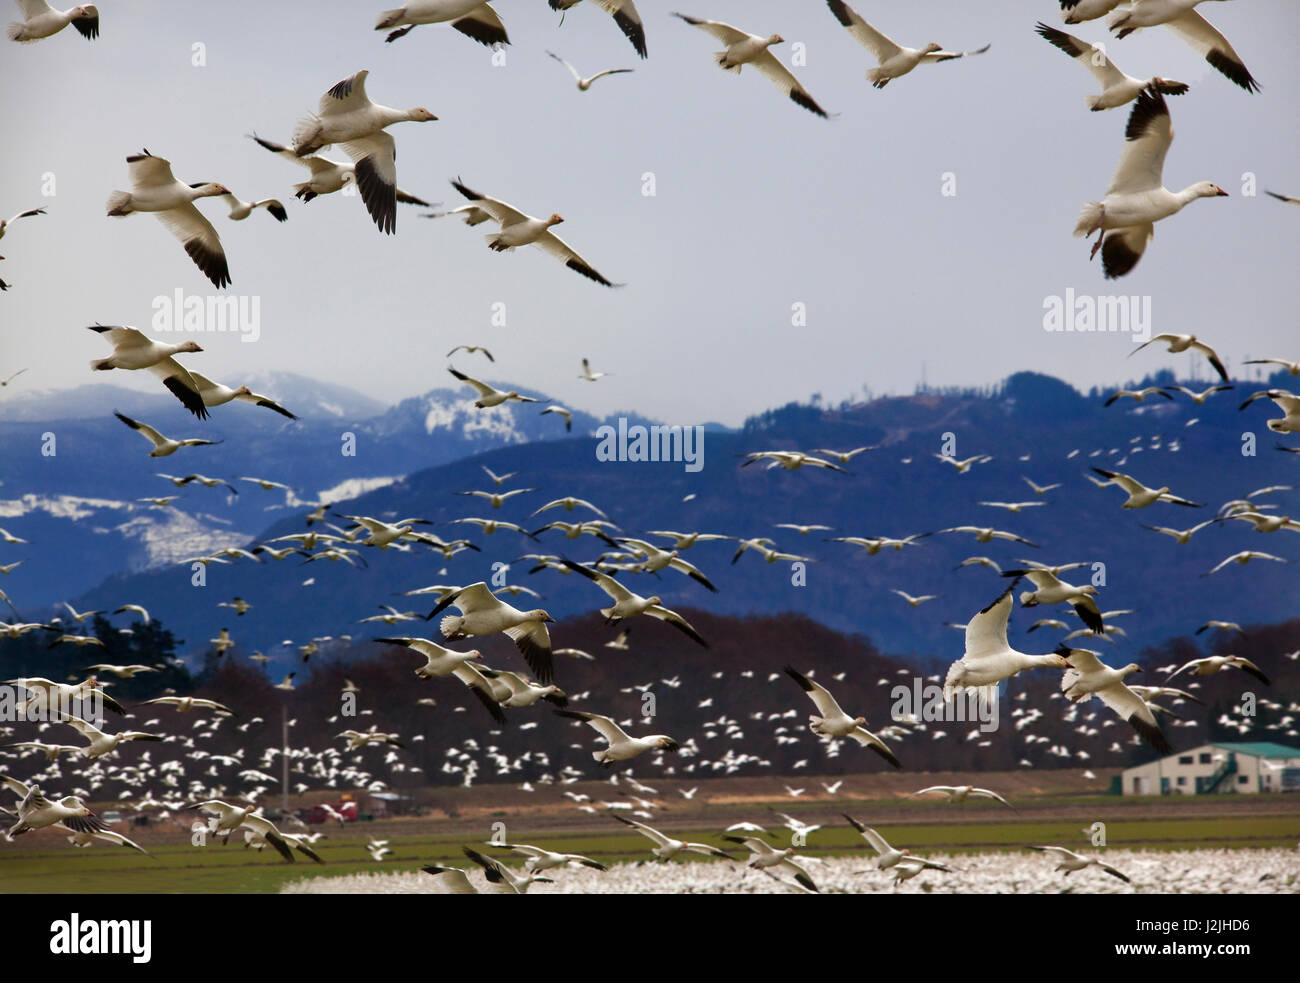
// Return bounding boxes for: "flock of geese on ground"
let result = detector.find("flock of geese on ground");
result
[3,0,1298,893]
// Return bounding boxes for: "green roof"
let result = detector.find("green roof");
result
[1212,741,1300,759]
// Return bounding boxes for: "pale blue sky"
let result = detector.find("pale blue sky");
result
[2,0,1297,426]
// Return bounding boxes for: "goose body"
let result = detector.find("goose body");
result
[944,583,1071,699]
[7,1,97,42]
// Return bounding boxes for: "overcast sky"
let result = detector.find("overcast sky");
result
[2,0,1297,426]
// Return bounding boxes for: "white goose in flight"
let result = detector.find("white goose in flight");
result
[423,581,555,682]
[1030,845,1130,882]
[1166,653,1270,686]
[375,1,509,46]
[447,367,539,408]
[494,840,608,872]
[1091,467,1202,508]
[561,559,708,647]
[1239,390,1300,434]
[1131,332,1229,382]
[908,785,1016,810]
[1035,21,1187,111]
[1074,85,1227,279]
[7,2,98,42]
[1059,0,1124,25]
[377,636,483,679]
[783,666,900,767]
[113,412,219,458]
[843,815,951,872]
[7,784,106,838]
[218,193,287,223]
[87,325,207,418]
[722,835,819,892]
[551,0,646,59]
[825,0,989,90]
[1001,567,1103,633]
[250,134,431,209]
[292,71,438,234]
[61,715,164,759]
[943,582,1070,700]
[614,815,731,860]
[555,709,679,766]
[547,51,634,90]
[673,13,830,118]
[106,150,232,288]
[1108,0,1258,93]
[446,179,622,286]
[1058,647,1171,753]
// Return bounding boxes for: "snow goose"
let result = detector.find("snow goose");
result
[829,533,928,554]
[615,815,730,860]
[81,663,155,679]
[106,151,232,288]
[1220,511,1300,534]
[943,582,1071,699]
[723,836,819,892]
[1203,550,1286,576]
[457,487,533,508]
[142,695,235,715]
[113,411,219,458]
[7,785,106,838]
[0,367,28,386]
[784,667,900,767]
[578,357,609,381]
[188,800,297,861]
[157,472,238,495]
[1091,467,1202,508]
[1104,386,1173,406]
[843,815,950,872]
[1074,85,1227,278]
[562,558,708,647]
[742,450,847,472]
[1061,0,1124,25]
[891,589,938,607]
[1166,653,1270,686]
[1030,845,1130,881]
[556,709,679,766]
[376,1,509,47]
[1163,383,1233,403]
[61,715,163,758]
[1108,0,1258,93]
[447,367,540,408]
[0,207,44,240]
[446,179,622,286]
[420,862,480,894]
[377,635,484,678]
[87,325,207,418]
[218,193,287,223]
[813,445,873,463]
[494,840,607,872]
[908,785,1016,810]
[939,525,1039,548]
[541,405,572,431]
[1265,192,1300,207]
[1000,567,1103,633]
[1131,332,1228,381]
[446,343,494,362]
[1194,619,1242,636]
[449,663,511,723]
[186,371,297,419]
[647,529,731,550]
[1023,476,1062,496]
[533,496,607,519]
[978,501,1046,514]
[7,676,125,715]
[1036,21,1187,111]
[1129,683,1205,707]
[7,1,96,41]
[674,13,829,117]
[615,537,717,591]
[292,71,438,234]
[552,0,645,58]
[1239,389,1300,434]
[1058,646,1171,752]
[479,667,567,707]
[250,134,431,208]
[464,847,553,893]
[1140,519,1215,543]
[934,453,992,472]
[548,50,634,90]
[825,0,990,90]
[424,582,555,682]
[1243,357,1300,375]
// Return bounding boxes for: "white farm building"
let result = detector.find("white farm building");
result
[1121,741,1300,796]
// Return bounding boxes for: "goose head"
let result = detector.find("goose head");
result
[61,796,91,815]
[1193,181,1229,199]
[75,6,97,19]
[465,649,483,661]
[527,609,555,623]
[1121,663,1143,677]
[853,715,867,727]
[546,213,565,227]
[177,341,204,354]
[923,42,944,54]
[235,385,254,396]
[647,596,662,606]
[407,108,439,122]
[192,183,231,199]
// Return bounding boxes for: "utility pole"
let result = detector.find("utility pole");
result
[282,705,289,816]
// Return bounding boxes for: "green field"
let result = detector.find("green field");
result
[3,812,1296,894]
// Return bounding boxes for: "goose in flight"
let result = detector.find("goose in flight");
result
[447,367,539,408]
[1031,845,1130,882]
[1035,21,1187,110]
[0,207,44,240]
[1163,383,1233,403]
[1104,386,1173,407]
[158,472,239,495]
[0,367,29,386]
[87,325,207,419]
[784,666,900,767]
[82,663,155,679]
[647,530,731,550]
[61,716,164,759]
[561,559,708,647]
[891,589,938,608]
[541,405,572,431]
[106,150,232,288]
[939,526,1039,548]
[446,344,494,362]
[547,50,634,90]
[479,667,567,708]
[551,1,645,59]
[1074,85,1227,278]
[935,453,992,473]
[1140,519,1215,543]
[1059,647,1171,752]
[943,582,1071,700]
[578,357,609,381]
[1220,511,1300,534]
[7,2,97,42]
[673,13,830,118]
[493,840,607,872]
[843,815,951,872]
[742,450,846,472]
[609,819,725,863]
[722,836,819,892]
[1060,0,1124,25]
[217,192,286,223]
[1243,356,1300,375]
[1108,0,1258,93]
[555,709,679,766]
[142,695,235,715]
[6,676,126,715]
[1022,476,1061,496]
[457,487,533,509]
[1001,568,1103,633]
[113,412,219,458]
[908,785,1016,810]
[1129,683,1205,707]
[1209,547,1287,578]
[376,636,483,679]
[830,533,928,554]
[375,1,509,46]
[1194,620,1242,636]
[249,134,431,208]
[292,71,438,234]
[1131,332,1228,382]
[532,497,608,519]
[825,0,990,89]
[7,784,106,838]
[1239,390,1300,434]
[978,501,1046,514]
[188,800,297,862]
[424,582,555,682]
[614,537,717,592]
[446,179,622,286]
[1091,468,1202,508]
[1166,653,1270,686]
[813,446,873,464]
